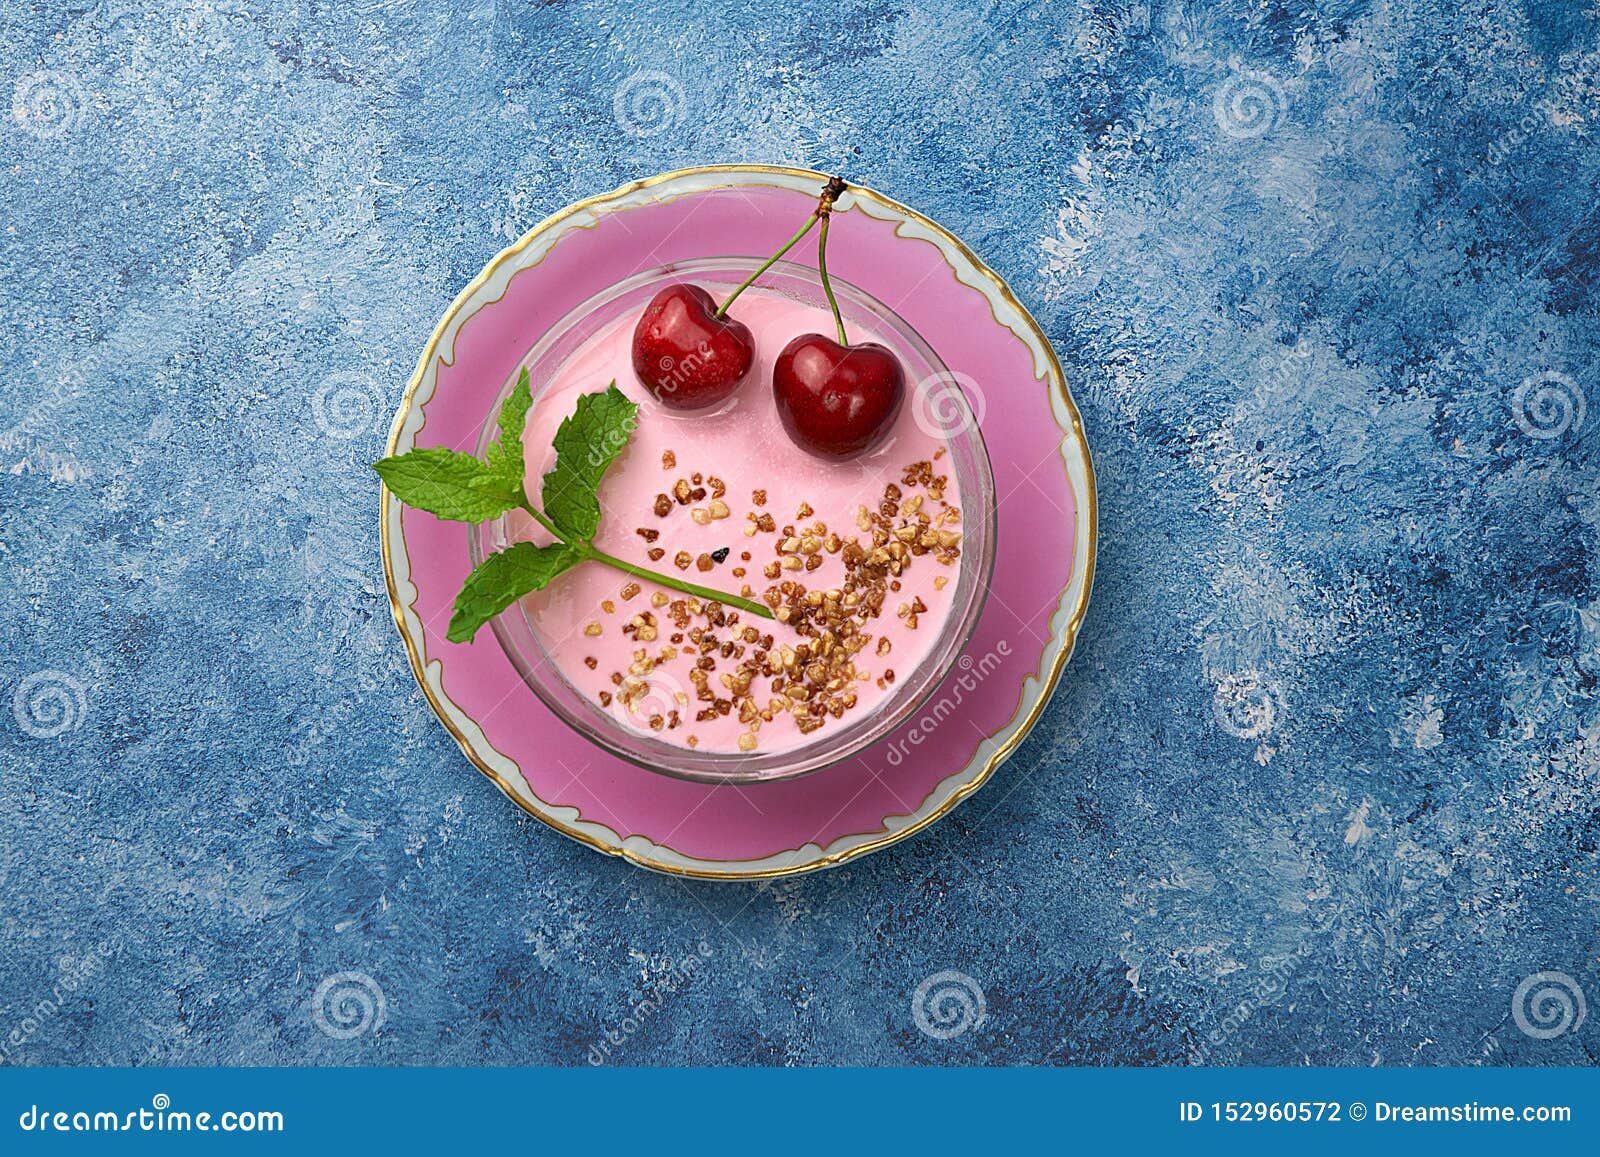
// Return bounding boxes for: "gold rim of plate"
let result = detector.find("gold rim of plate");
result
[378,164,1098,880]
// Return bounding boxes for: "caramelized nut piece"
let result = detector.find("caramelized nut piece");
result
[584,622,602,636]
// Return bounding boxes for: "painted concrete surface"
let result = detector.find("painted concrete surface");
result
[1,1,1596,1065]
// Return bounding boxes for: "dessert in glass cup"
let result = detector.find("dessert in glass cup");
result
[379,179,995,783]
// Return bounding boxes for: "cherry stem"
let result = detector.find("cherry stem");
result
[817,214,849,346]
[713,176,850,321]
[714,214,820,319]
[521,501,774,620]
[585,545,774,620]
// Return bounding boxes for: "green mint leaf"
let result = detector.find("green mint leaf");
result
[447,541,582,644]
[373,447,524,523]
[484,368,533,481]
[539,382,638,541]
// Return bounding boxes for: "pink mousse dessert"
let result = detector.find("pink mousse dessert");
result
[506,287,966,756]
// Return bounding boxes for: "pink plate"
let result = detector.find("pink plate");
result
[380,165,1096,878]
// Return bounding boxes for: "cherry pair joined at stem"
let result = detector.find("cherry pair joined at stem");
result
[630,177,906,460]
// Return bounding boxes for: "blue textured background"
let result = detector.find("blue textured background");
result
[2,0,1597,1067]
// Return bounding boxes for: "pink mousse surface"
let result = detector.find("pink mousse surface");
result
[505,287,963,755]
[401,182,1077,863]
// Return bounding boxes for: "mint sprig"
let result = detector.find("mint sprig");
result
[370,448,520,524]
[448,540,582,641]
[373,372,774,643]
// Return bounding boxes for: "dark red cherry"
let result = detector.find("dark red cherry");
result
[631,284,755,410]
[772,334,906,459]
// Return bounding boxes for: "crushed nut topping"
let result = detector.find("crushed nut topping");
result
[588,459,961,753]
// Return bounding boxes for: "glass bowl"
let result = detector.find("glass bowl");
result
[471,258,996,785]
